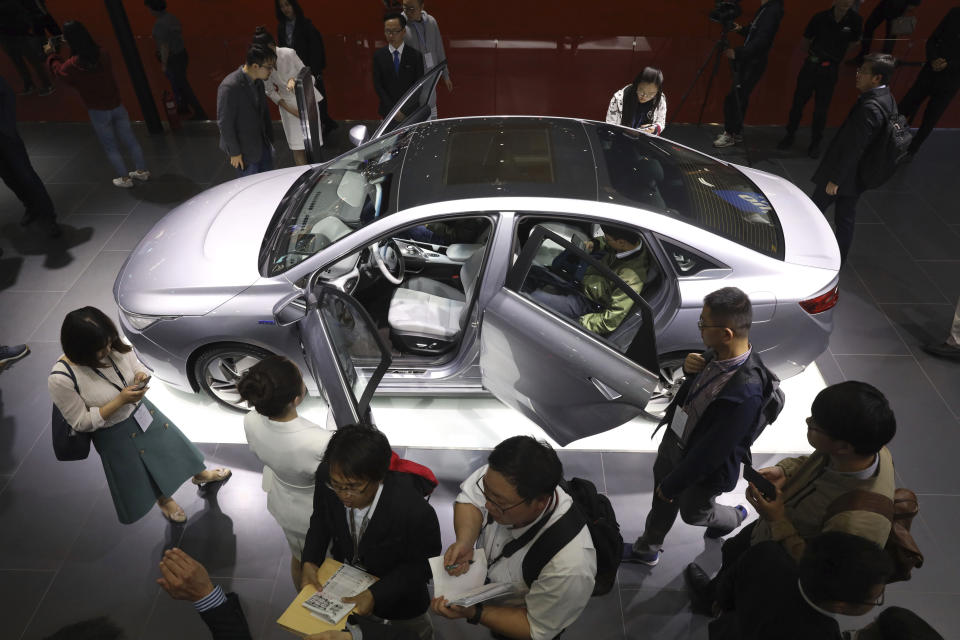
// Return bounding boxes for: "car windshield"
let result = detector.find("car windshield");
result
[263,129,414,276]
[592,124,784,260]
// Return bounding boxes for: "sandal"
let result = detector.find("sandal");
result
[158,498,187,523]
[192,467,232,486]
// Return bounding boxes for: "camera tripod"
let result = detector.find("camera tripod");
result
[672,24,753,167]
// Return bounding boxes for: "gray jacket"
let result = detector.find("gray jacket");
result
[217,67,273,162]
[403,10,450,80]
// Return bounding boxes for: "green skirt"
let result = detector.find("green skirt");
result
[92,398,205,524]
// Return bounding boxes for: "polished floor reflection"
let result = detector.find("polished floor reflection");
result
[0,123,957,639]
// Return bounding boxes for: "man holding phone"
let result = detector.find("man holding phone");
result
[685,381,898,614]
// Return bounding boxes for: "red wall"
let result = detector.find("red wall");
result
[6,0,959,127]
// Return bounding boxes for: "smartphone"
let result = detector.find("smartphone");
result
[132,376,151,391]
[743,465,777,501]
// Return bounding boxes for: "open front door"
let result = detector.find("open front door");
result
[479,226,661,446]
[372,61,447,140]
[281,282,392,428]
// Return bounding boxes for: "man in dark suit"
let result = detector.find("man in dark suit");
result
[301,424,441,640]
[709,532,891,640]
[216,43,276,176]
[372,13,424,119]
[811,52,896,264]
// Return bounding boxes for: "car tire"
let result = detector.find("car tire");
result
[642,355,688,421]
[193,343,274,412]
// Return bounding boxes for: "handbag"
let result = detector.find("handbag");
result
[50,360,93,461]
[889,15,917,37]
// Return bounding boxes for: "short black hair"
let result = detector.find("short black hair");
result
[237,355,302,418]
[703,287,752,337]
[811,381,896,455]
[143,0,167,11]
[870,607,944,640]
[799,532,893,605]
[61,307,132,368]
[252,25,276,49]
[602,224,642,246]
[487,436,562,501]
[863,53,896,84]
[275,0,305,23]
[384,12,407,29]
[323,424,392,483]
[44,617,125,640]
[62,21,101,67]
[246,43,277,67]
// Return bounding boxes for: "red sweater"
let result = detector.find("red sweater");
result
[48,49,122,111]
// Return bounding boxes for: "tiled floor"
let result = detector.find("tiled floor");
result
[0,121,957,639]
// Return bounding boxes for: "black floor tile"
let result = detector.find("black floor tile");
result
[621,588,709,640]
[828,272,909,356]
[917,261,960,305]
[848,227,946,304]
[863,191,960,261]
[0,569,54,640]
[142,577,276,640]
[886,495,960,596]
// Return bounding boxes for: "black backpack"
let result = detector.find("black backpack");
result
[521,477,623,596]
[857,97,913,190]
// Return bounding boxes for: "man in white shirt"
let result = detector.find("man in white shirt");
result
[372,13,424,118]
[431,436,596,640]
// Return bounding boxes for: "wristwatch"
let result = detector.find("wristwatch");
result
[466,603,484,625]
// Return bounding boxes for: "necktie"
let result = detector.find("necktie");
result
[393,49,400,75]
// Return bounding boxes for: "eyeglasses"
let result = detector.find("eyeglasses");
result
[384,28,403,35]
[697,318,727,331]
[476,476,526,513]
[325,480,370,497]
[261,64,276,72]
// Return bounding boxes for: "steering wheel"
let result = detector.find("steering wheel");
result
[369,239,405,285]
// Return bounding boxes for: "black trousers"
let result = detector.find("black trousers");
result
[164,50,208,119]
[858,0,905,59]
[812,185,860,264]
[898,65,960,155]
[0,132,56,222]
[0,35,52,91]
[723,59,768,135]
[786,60,840,143]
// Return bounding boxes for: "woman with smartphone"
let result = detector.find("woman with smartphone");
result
[48,307,231,524]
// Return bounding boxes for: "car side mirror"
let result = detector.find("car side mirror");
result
[349,124,369,147]
[272,292,308,326]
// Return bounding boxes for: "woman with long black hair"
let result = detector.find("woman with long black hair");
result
[605,66,667,136]
[275,0,337,133]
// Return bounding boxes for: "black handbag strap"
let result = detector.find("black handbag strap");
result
[50,359,80,394]
[487,494,559,568]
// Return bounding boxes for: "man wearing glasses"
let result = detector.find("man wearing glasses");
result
[431,436,596,640]
[217,43,277,176]
[373,13,425,119]
[300,424,441,640]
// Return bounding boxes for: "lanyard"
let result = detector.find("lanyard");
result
[349,507,372,565]
[487,492,557,569]
[411,20,427,52]
[92,356,127,392]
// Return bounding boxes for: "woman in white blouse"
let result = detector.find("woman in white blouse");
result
[605,67,667,136]
[237,355,331,588]
[252,26,323,166]
[47,307,230,524]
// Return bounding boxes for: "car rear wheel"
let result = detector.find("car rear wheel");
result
[193,343,274,411]
[642,356,687,421]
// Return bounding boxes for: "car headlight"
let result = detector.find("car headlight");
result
[122,311,179,331]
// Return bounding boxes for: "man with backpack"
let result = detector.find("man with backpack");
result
[626,287,782,567]
[811,52,900,264]
[431,436,597,640]
[685,381,898,615]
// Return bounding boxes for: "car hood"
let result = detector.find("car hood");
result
[115,167,309,315]
[735,165,840,270]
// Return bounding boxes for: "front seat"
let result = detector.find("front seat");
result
[387,248,485,355]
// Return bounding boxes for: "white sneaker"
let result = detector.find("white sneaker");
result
[128,170,151,181]
[112,177,134,188]
[713,132,741,148]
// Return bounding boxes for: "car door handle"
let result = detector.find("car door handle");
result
[590,377,622,401]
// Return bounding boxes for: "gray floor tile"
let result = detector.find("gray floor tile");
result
[102,203,169,252]
[814,349,845,385]
[0,569,54,640]
[558,450,606,492]
[849,227,946,304]
[565,587,627,640]
[886,495,960,596]
[917,261,960,304]
[863,192,960,260]
[878,592,959,639]
[70,182,144,215]
[829,272,909,356]
[0,291,62,344]
[26,155,74,182]
[142,577,276,640]
[621,588,709,640]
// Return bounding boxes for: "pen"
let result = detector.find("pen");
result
[444,560,475,571]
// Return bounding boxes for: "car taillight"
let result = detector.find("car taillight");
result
[799,285,839,314]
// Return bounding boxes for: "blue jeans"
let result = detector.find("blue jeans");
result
[88,105,146,178]
[530,288,592,320]
[237,144,274,177]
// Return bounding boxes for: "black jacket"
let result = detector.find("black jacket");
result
[658,350,769,498]
[301,465,442,621]
[734,0,785,65]
[372,45,425,117]
[216,66,273,162]
[926,8,960,77]
[812,85,894,196]
[277,16,326,75]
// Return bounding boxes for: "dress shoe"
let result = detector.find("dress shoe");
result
[808,141,822,158]
[923,342,960,361]
[684,563,716,615]
[44,219,62,238]
[776,134,794,150]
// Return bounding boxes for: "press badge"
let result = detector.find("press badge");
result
[669,407,689,442]
[134,403,153,432]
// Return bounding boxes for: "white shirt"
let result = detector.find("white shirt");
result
[48,349,151,432]
[388,42,405,58]
[456,465,596,640]
[346,483,384,547]
[264,46,323,106]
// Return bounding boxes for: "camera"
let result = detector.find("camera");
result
[709,0,742,27]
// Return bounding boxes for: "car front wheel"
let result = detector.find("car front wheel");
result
[193,343,274,411]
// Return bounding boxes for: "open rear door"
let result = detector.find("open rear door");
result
[479,226,661,446]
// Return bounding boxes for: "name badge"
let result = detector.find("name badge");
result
[134,403,153,432]
[424,52,436,69]
[669,407,689,442]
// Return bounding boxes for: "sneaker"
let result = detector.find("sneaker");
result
[807,141,822,158]
[776,134,794,150]
[705,505,748,539]
[113,177,134,188]
[623,541,662,566]
[37,86,55,97]
[0,344,30,366]
[713,132,741,148]
[128,170,151,181]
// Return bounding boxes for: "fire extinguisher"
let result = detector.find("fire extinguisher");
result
[162,89,181,131]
